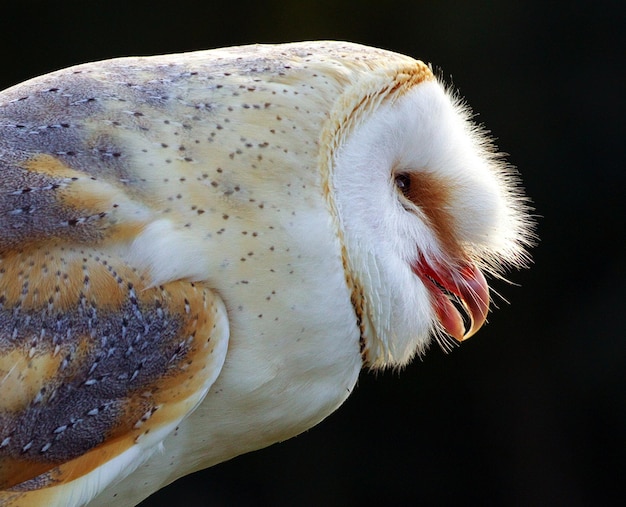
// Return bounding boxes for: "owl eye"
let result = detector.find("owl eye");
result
[394,173,411,196]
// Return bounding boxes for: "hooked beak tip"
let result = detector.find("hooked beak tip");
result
[413,259,490,342]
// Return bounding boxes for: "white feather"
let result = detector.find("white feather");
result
[333,79,532,367]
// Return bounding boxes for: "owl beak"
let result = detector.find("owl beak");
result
[413,259,490,342]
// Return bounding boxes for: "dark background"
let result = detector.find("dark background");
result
[1,1,623,505]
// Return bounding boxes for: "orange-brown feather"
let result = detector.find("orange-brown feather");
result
[0,244,225,497]
[405,171,462,260]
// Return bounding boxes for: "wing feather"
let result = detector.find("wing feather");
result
[0,157,229,506]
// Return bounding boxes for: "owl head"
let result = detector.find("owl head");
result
[324,54,533,368]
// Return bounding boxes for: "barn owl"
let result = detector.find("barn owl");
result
[0,41,532,506]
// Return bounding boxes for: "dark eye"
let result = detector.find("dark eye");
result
[394,173,411,195]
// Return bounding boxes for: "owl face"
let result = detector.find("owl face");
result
[332,79,532,368]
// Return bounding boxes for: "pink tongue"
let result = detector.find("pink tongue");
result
[432,290,465,341]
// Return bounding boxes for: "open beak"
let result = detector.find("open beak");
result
[413,258,490,342]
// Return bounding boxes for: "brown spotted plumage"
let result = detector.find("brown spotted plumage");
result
[0,209,228,505]
[0,42,532,506]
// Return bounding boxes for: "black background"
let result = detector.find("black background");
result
[1,1,624,505]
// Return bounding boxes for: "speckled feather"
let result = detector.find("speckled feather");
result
[0,41,531,506]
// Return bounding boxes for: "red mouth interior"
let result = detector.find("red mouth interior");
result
[413,258,489,341]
